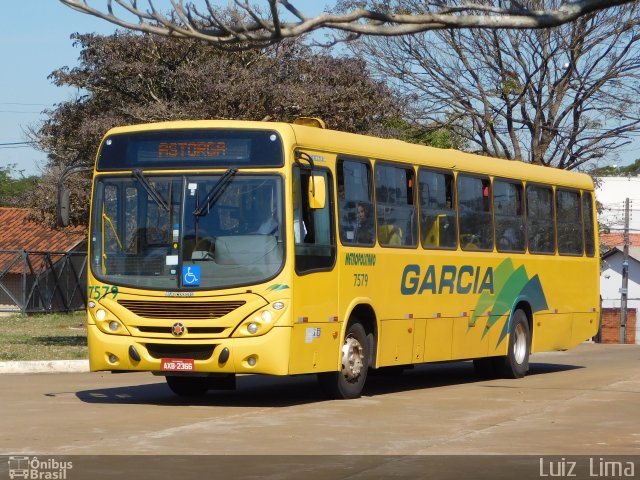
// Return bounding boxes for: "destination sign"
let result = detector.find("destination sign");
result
[97,128,283,170]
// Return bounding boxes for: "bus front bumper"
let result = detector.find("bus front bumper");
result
[87,324,292,376]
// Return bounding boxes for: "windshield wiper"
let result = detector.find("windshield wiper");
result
[133,169,169,212]
[193,168,238,217]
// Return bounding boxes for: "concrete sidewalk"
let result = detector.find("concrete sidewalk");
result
[0,360,89,374]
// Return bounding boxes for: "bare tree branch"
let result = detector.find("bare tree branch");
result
[349,0,640,169]
[60,0,637,49]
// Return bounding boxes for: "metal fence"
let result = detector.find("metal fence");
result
[0,248,87,314]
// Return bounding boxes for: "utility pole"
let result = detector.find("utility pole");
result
[620,198,630,344]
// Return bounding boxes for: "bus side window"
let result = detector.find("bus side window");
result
[418,168,457,249]
[526,184,555,254]
[375,163,417,248]
[337,158,374,246]
[556,188,583,255]
[494,179,525,253]
[582,191,595,256]
[458,174,493,250]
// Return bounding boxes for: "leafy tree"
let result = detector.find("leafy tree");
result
[346,0,640,170]
[590,158,640,176]
[28,32,404,226]
[0,165,38,207]
[59,0,636,50]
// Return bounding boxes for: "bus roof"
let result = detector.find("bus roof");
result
[103,120,594,190]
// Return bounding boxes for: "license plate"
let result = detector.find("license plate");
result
[161,358,195,371]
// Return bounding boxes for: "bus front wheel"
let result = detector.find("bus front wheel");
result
[318,322,370,399]
[165,376,209,397]
[496,309,531,379]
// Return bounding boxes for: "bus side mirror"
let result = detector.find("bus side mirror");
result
[57,186,70,227]
[308,174,326,209]
[56,163,93,227]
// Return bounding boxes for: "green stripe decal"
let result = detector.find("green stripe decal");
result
[471,258,548,347]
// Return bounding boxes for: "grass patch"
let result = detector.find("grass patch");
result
[0,312,87,361]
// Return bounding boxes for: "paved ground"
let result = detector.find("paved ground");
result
[1,343,639,456]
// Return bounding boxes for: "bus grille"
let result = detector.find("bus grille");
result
[118,300,245,320]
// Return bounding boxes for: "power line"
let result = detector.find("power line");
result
[0,102,53,107]
[0,110,44,114]
[0,145,35,150]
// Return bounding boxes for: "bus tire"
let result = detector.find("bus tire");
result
[497,309,531,379]
[318,322,369,399]
[165,376,209,397]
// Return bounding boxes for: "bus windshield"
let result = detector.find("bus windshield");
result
[90,173,284,290]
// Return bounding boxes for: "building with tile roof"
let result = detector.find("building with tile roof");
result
[0,207,87,312]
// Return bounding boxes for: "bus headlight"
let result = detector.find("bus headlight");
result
[247,322,259,334]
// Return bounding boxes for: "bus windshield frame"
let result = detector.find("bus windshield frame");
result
[90,172,285,291]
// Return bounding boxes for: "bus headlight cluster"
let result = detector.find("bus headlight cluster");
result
[233,301,287,338]
[88,303,130,336]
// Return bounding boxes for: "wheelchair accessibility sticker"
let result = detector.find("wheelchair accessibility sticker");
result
[183,266,201,286]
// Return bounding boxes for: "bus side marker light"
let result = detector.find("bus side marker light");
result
[128,346,141,362]
[433,313,441,318]
[298,317,308,323]
[332,331,338,339]
[405,314,413,319]
[219,347,230,364]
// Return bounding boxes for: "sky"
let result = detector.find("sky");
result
[0,1,119,177]
[1,1,638,178]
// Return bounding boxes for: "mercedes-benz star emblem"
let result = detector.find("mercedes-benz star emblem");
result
[171,322,186,337]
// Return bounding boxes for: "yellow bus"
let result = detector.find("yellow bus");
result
[85,118,599,398]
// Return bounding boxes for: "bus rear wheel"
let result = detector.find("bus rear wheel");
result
[496,309,531,379]
[318,322,370,399]
[165,376,209,397]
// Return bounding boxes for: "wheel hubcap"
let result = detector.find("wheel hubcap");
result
[341,335,365,382]
[513,322,527,364]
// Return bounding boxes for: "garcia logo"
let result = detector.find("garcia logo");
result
[8,456,73,479]
[400,264,494,295]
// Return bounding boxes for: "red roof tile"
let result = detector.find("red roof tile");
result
[599,232,640,249]
[0,208,86,273]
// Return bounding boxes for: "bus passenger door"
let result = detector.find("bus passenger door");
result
[289,165,340,374]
